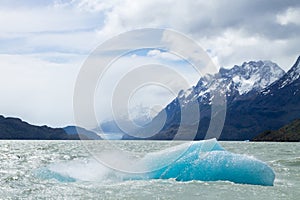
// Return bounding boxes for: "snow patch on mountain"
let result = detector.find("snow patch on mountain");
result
[178,60,285,105]
[279,56,300,88]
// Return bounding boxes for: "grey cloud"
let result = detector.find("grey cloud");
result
[186,0,300,40]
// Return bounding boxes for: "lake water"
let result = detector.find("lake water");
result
[0,140,299,199]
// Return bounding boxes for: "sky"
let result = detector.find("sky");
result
[0,0,299,127]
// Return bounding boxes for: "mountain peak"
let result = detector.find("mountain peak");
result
[218,60,284,95]
[179,59,284,107]
[290,55,300,73]
[276,55,300,88]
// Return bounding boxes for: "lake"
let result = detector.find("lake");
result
[0,140,299,199]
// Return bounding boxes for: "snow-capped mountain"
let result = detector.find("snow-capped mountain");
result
[263,56,300,94]
[178,60,285,106]
[123,56,300,141]
[220,55,300,140]
[221,60,284,94]
[278,56,300,88]
[124,59,288,140]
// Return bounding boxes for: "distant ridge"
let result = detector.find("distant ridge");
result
[64,126,102,140]
[0,115,100,140]
[253,119,300,142]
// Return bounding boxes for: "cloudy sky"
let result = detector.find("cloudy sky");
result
[0,0,299,127]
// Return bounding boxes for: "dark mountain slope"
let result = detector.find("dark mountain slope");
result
[0,115,89,140]
[253,119,300,142]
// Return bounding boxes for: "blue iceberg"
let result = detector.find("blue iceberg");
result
[36,139,275,186]
[141,139,275,186]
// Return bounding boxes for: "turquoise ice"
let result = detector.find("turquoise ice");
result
[142,139,275,186]
[37,139,275,186]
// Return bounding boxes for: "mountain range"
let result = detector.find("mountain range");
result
[123,55,300,141]
[1,56,299,141]
[0,115,101,140]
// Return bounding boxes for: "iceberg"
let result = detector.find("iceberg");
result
[141,139,275,186]
[36,139,275,186]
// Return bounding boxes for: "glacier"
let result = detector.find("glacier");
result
[36,139,275,186]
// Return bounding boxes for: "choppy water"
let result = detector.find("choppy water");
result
[0,140,299,199]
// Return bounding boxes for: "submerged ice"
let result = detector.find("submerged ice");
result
[36,139,275,186]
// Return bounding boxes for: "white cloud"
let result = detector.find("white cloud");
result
[0,54,81,126]
[200,29,298,70]
[0,6,100,33]
[0,1,106,56]
[94,0,300,70]
[73,0,122,12]
[147,49,181,61]
[276,7,300,26]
